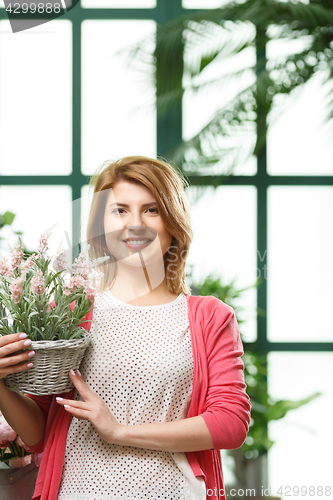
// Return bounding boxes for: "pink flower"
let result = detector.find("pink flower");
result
[63,253,106,299]
[0,257,9,276]
[84,269,103,301]
[84,287,95,301]
[64,275,85,295]
[15,435,31,451]
[38,227,54,255]
[54,248,67,272]
[5,268,14,278]
[73,275,85,288]
[0,257,14,278]
[71,253,92,279]
[33,452,43,467]
[0,412,17,446]
[9,276,24,304]
[23,254,37,270]
[11,244,24,270]
[31,270,46,296]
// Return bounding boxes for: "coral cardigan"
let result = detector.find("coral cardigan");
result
[25,294,251,500]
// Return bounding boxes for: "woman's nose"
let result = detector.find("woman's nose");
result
[126,211,145,228]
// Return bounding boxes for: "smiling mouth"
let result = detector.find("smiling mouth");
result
[122,239,153,248]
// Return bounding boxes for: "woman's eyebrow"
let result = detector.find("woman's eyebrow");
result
[108,202,158,208]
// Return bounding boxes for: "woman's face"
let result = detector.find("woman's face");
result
[103,181,173,265]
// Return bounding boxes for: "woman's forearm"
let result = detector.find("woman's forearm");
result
[0,379,46,447]
[56,370,215,453]
[113,415,214,453]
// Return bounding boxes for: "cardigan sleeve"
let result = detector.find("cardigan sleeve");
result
[198,303,251,451]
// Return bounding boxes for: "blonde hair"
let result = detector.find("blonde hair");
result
[86,156,193,295]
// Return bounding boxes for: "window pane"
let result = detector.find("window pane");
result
[0,186,72,257]
[0,20,72,175]
[187,185,257,342]
[268,353,333,499]
[81,20,156,176]
[82,0,156,7]
[80,185,93,248]
[266,38,333,175]
[267,187,333,342]
[182,25,257,176]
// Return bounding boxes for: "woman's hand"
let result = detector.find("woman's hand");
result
[56,370,124,445]
[0,333,35,381]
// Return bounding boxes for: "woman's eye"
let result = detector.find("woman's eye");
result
[112,207,158,214]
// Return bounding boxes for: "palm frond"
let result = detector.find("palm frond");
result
[153,64,255,114]
[275,0,333,28]
[119,0,333,104]
[184,20,255,78]
[120,0,333,74]
[166,81,258,172]
[119,0,333,174]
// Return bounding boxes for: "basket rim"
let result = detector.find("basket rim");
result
[30,330,91,349]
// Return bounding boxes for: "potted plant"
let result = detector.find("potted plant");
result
[0,227,107,395]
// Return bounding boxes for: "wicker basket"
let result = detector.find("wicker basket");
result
[4,330,91,395]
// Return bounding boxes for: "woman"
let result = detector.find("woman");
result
[0,156,251,500]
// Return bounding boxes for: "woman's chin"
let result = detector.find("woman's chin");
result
[120,252,164,268]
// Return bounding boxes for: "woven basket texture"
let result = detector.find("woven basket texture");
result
[4,331,91,395]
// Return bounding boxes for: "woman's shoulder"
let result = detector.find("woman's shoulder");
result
[186,294,235,323]
[187,293,234,312]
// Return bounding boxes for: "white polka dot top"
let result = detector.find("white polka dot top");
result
[57,290,206,500]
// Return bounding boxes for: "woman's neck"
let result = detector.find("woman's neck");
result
[109,273,178,307]
[107,252,174,304]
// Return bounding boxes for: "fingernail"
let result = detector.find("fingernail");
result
[19,333,27,339]
[56,397,63,401]
[24,340,32,347]
[70,369,75,376]
[64,405,70,409]
[27,363,33,368]
[76,370,81,377]
[28,351,35,357]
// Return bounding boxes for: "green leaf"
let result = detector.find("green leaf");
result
[2,211,15,226]
[266,392,321,421]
